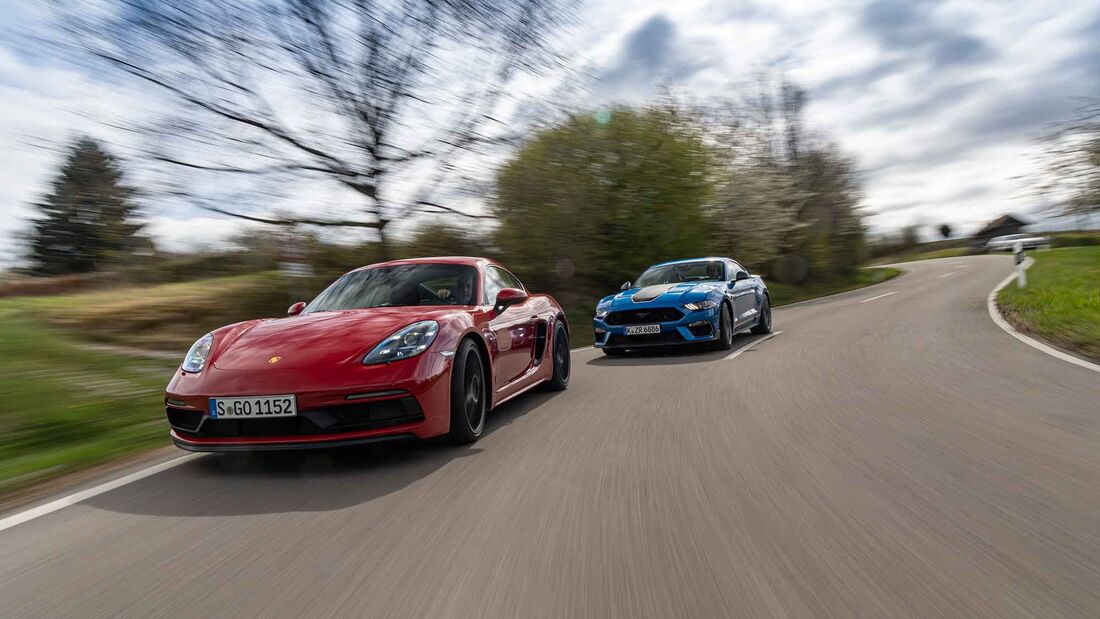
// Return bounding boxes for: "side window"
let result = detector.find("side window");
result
[496,268,525,292]
[483,267,508,304]
[728,261,743,279]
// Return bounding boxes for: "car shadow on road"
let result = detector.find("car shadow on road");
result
[584,332,768,366]
[83,390,562,518]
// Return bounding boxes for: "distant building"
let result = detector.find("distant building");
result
[972,214,1030,247]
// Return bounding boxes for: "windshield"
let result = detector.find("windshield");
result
[635,261,725,287]
[304,264,478,312]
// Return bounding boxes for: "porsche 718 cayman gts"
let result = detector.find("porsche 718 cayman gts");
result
[592,257,771,355]
[165,257,570,451]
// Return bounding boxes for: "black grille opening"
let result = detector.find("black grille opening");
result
[166,407,204,432]
[606,308,683,325]
[174,397,424,439]
[688,322,713,337]
[606,331,684,347]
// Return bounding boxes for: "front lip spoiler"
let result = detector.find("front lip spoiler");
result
[597,334,720,349]
[172,433,416,452]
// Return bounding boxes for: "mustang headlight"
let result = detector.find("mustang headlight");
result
[595,308,609,319]
[182,333,214,373]
[683,299,718,311]
[363,320,439,365]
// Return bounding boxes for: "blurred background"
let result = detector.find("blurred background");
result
[0,0,1097,495]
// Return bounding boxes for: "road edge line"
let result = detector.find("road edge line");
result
[724,331,783,360]
[0,453,201,533]
[986,257,1100,375]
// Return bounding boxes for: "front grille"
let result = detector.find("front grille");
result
[606,331,684,347]
[606,307,683,325]
[172,397,424,439]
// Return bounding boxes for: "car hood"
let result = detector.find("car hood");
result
[602,282,723,310]
[211,308,453,371]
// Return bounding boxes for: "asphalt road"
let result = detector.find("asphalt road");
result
[3,255,1100,618]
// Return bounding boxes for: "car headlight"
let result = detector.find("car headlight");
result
[363,320,439,365]
[182,333,214,373]
[595,308,609,319]
[683,300,718,311]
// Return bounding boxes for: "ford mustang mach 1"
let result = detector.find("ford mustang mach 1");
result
[592,257,771,355]
[165,257,570,451]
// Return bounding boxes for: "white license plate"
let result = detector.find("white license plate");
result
[625,324,661,335]
[210,395,297,419]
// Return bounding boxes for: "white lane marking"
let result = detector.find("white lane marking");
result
[778,269,912,309]
[725,331,783,360]
[571,346,593,352]
[0,453,202,533]
[938,271,958,279]
[987,258,1100,374]
[858,291,899,303]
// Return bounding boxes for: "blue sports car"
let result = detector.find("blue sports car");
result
[592,257,772,355]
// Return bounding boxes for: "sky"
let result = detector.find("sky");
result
[1,0,1098,262]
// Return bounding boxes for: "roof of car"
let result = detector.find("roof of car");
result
[348,256,503,274]
[650,257,731,267]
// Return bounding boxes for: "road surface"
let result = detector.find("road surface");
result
[3,255,1100,618]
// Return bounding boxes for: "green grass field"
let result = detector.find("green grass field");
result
[0,311,175,496]
[998,246,1100,360]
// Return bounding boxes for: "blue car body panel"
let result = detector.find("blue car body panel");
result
[592,257,769,350]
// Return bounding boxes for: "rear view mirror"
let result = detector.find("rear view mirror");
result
[735,271,750,281]
[621,281,632,290]
[287,301,306,316]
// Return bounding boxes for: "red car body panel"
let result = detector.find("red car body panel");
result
[165,257,566,451]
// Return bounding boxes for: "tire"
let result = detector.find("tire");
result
[542,322,571,391]
[447,339,487,444]
[751,295,772,335]
[602,348,626,356]
[713,303,734,351]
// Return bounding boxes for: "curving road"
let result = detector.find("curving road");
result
[3,255,1100,618]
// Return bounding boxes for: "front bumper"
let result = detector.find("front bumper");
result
[165,352,453,451]
[592,306,721,349]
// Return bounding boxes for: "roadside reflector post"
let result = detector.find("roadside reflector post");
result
[1014,241,1026,288]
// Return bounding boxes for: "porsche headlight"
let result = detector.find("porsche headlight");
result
[363,320,439,365]
[182,333,214,373]
[683,300,718,311]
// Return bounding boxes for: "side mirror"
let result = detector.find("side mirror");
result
[287,301,306,316]
[620,281,632,291]
[494,288,528,311]
[735,271,750,282]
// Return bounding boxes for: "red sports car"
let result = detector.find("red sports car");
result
[164,257,570,451]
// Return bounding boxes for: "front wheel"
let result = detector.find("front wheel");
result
[447,339,486,444]
[751,295,772,334]
[542,322,571,391]
[712,303,734,351]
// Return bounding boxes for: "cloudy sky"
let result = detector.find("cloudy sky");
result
[1,0,1098,261]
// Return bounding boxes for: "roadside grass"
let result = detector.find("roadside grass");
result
[0,310,175,496]
[998,246,1100,360]
[868,246,973,265]
[6,271,302,351]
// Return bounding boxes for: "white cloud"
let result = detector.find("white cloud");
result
[1,0,1098,265]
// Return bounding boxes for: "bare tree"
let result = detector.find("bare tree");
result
[55,0,574,255]
[1033,98,1100,216]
